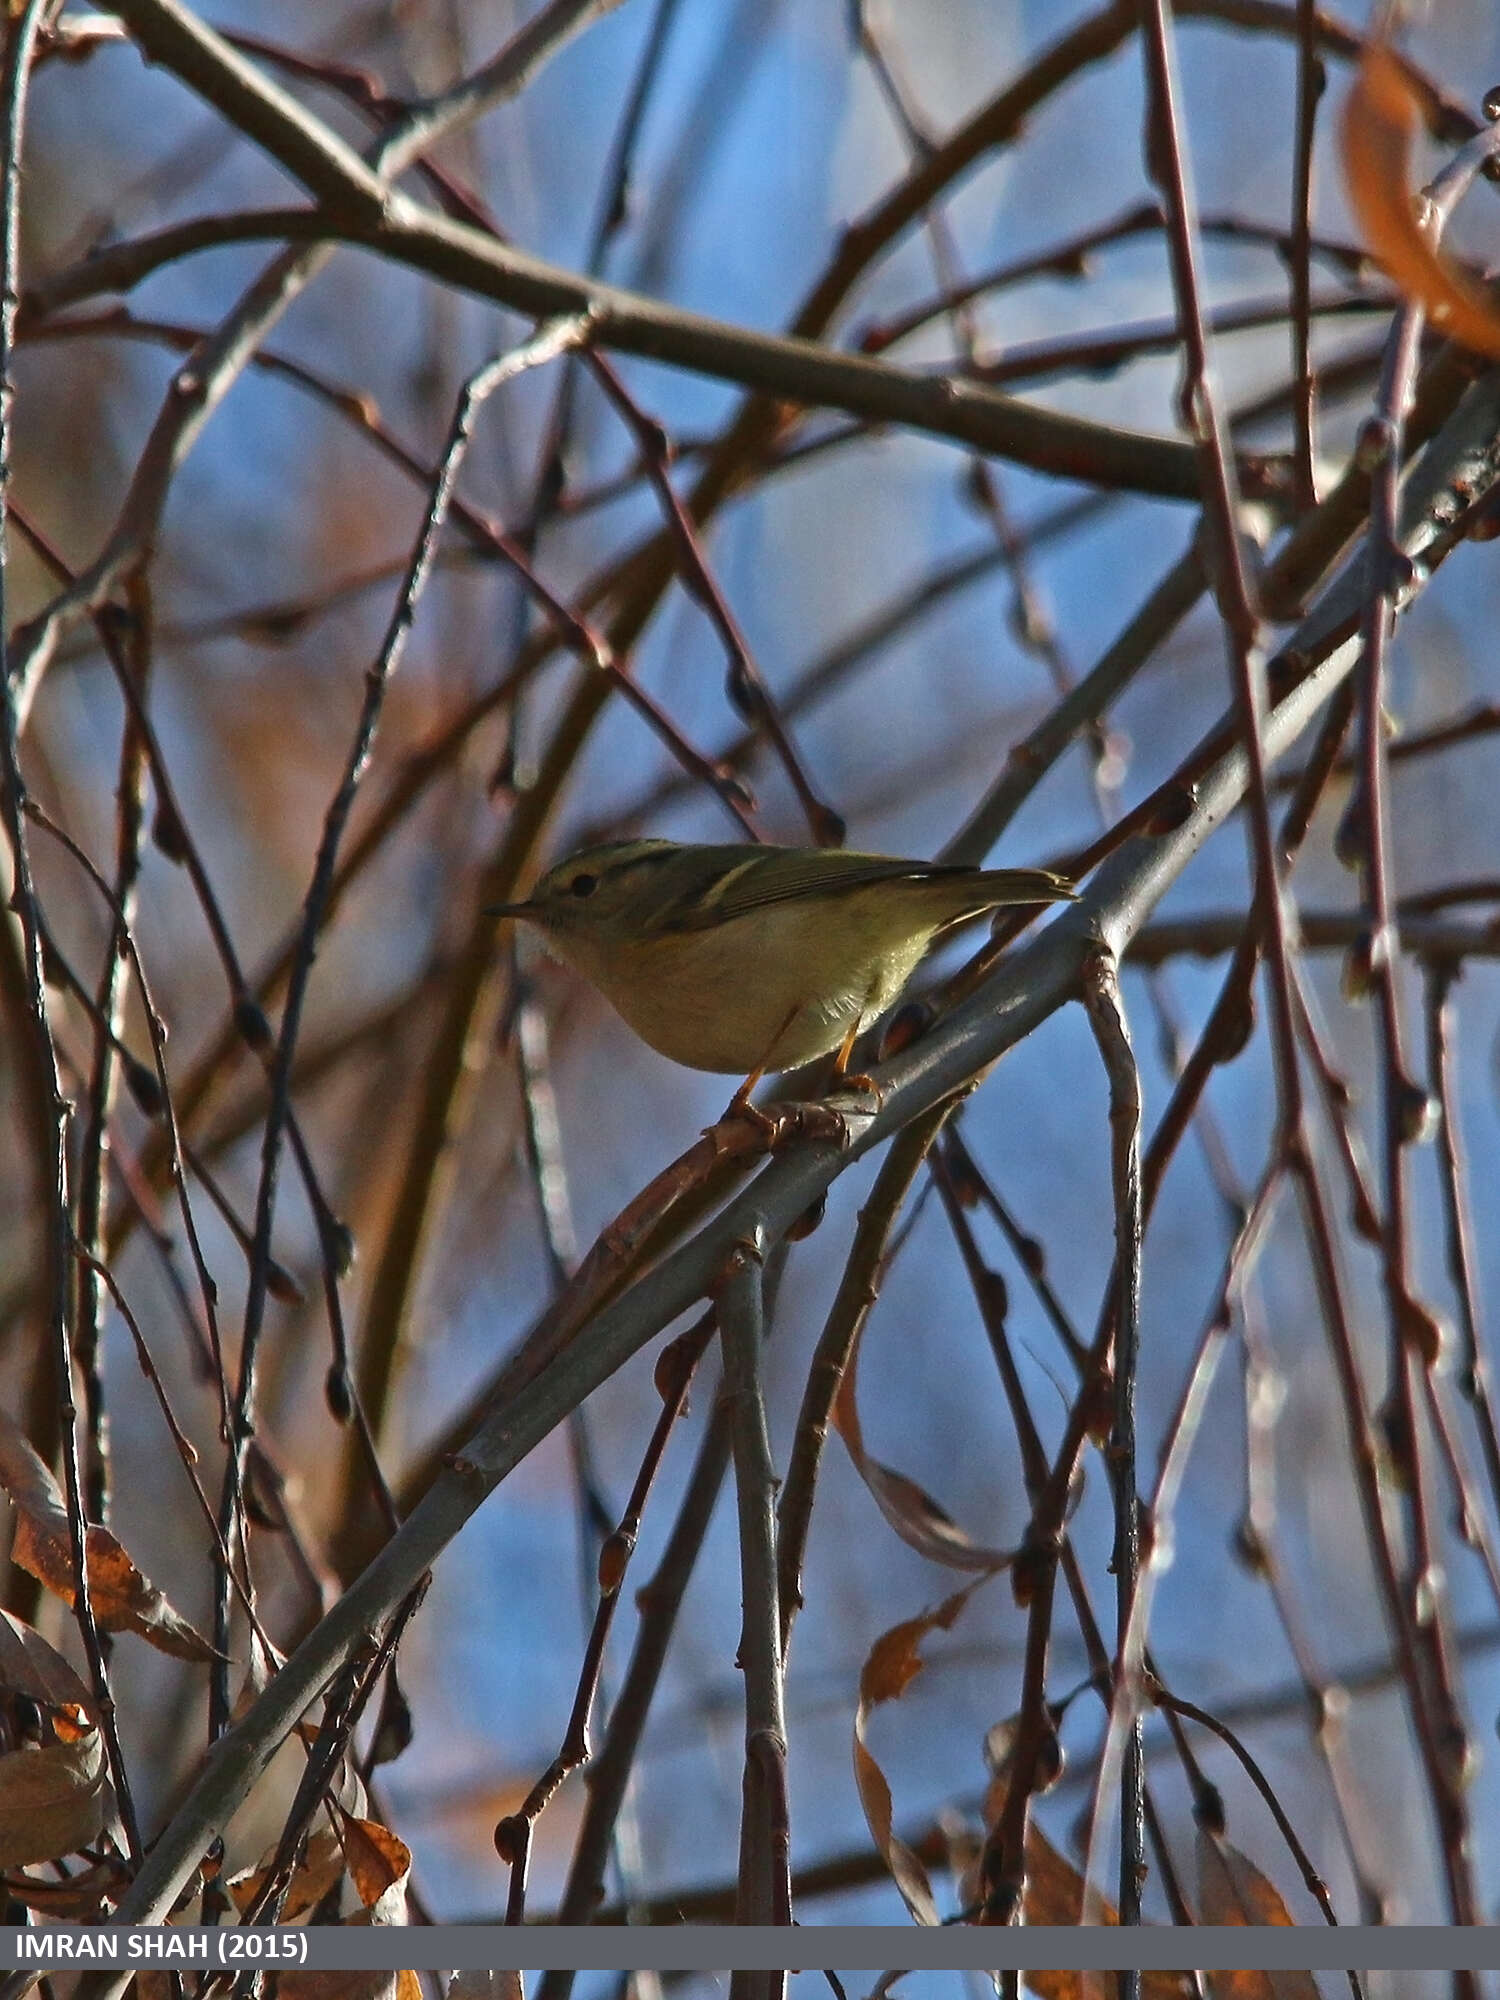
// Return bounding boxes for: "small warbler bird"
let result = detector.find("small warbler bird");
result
[492,838,1074,1091]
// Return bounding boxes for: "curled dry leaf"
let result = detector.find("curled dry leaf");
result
[853,1581,987,1924]
[1340,45,1500,358]
[228,1812,410,1928]
[0,1609,109,1868]
[275,1976,421,2000]
[1197,1828,1322,2000]
[0,1407,217,1662]
[226,1827,346,1921]
[335,1807,411,1915]
[1017,1824,1196,2000]
[271,1818,415,2000]
[7,1855,128,1922]
[969,1774,1193,2000]
[832,1305,1016,1572]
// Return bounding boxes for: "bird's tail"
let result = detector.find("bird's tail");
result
[973,865,1076,906]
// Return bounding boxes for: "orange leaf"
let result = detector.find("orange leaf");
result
[0,1610,109,1868]
[274,1830,414,2000]
[334,1808,411,1911]
[278,1977,408,2000]
[966,1812,1192,1999]
[1340,46,1500,357]
[1022,1827,1193,1998]
[1198,1829,1322,2000]
[853,1582,987,1923]
[0,1408,217,1661]
[226,1828,345,1921]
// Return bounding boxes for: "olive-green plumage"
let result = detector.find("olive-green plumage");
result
[492,838,1074,1076]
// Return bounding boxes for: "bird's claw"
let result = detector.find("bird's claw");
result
[832,1071,884,1113]
[722,1094,782,1144]
[707,1096,852,1152]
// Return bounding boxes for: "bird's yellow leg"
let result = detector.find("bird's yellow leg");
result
[713,1007,847,1149]
[828,1007,884,1109]
[723,1056,777,1139]
[707,1008,867,1153]
[713,1005,800,1145]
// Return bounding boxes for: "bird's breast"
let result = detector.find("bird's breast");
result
[554,898,934,1074]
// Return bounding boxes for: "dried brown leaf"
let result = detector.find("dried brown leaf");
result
[1340,46,1500,358]
[949,1818,1190,1999]
[226,1812,411,1988]
[226,1827,345,1921]
[277,1977,418,2000]
[832,1311,1015,1571]
[0,1611,109,1868]
[133,1978,175,2000]
[245,1810,412,1954]
[274,1847,414,2000]
[0,1606,91,1708]
[1198,1829,1321,2000]
[277,1920,416,2000]
[7,1855,128,1921]
[1024,1962,1088,1994]
[335,1808,411,1912]
[0,1408,217,1661]
[0,1729,109,1869]
[852,1582,985,1924]
[276,1976,402,2000]
[1020,1828,1192,1998]
[1025,1979,1197,2000]
[1022,1820,1096,1929]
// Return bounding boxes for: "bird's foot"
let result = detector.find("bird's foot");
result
[830,1071,885,1114]
[709,1090,781,1149]
[709,1094,850,1153]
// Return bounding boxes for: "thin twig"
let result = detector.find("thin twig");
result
[1081,948,1145,1933]
[1288,0,1325,507]
[496,1314,712,1923]
[717,1244,790,1954]
[0,0,143,1866]
[213,317,592,1741]
[1424,965,1500,1527]
[777,1104,955,1658]
[541,1399,734,1970]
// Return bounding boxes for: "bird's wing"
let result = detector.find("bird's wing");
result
[659,849,988,931]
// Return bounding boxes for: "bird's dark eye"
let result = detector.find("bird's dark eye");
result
[570,872,598,899]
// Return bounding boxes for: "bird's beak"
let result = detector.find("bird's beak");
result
[487,901,538,922]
